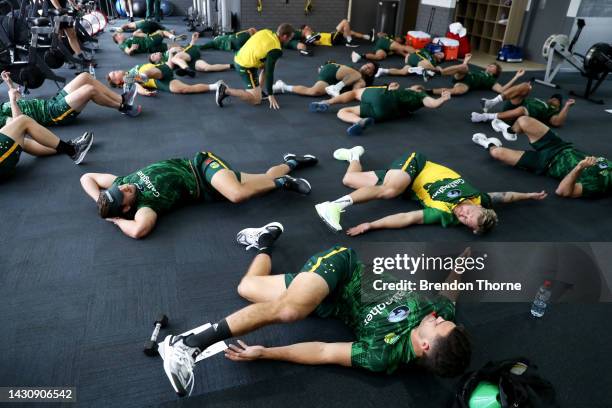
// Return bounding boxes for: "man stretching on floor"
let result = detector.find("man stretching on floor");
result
[301,19,376,48]
[309,84,451,136]
[159,225,472,397]
[472,82,575,127]
[1,89,92,179]
[351,34,414,63]
[430,54,524,96]
[215,24,295,110]
[149,33,233,77]
[113,30,186,56]
[107,62,221,96]
[315,147,546,234]
[272,61,377,98]
[80,152,316,239]
[200,28,257,52]
[115,19,166,34]
[473,116,611,198]
[1,71,140,126]
[375,48,445,79]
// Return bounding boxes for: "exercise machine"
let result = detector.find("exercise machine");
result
[536,19,612,104]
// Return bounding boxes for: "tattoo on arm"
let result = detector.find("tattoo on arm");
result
[489,192,511,204]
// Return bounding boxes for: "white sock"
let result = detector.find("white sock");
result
[209,83,219,91]
[363,34,370,40]
[492,94,503,103]
[285,84,294,92]
[349,151,361,161]
[335,81,346,90]
[346,35,353,43]
[333,195,353,209]
[169,35,176,41]
[486,113,498,120]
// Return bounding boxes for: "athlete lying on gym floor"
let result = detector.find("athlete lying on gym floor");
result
[299,19,376,48]
[159,226,472,397]
[115,19,166,34]
[315,147,546,234]
[200,28,257,52]
[1,106,92,180]
[215,24,295,110]
[429,53,525,96]
[472,82,575,127]
[149,33,233,77]
[272,61,377,98]
[309,83,451,136]
[0,71,140,126]
[80,152,316,239]
[473,116,611,199]
[375,48,445,79]
[112,30,186,56]
[107,62,221,96]
[351,33,415,62]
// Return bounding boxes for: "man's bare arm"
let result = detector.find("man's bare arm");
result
[346,210,425,236]
[107,207,158,239]
[226,340,353,367]
[80,173,117,201]
[488,190,548,204]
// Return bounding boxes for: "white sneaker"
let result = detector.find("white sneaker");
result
[481,96,501,113]
[375,68,386,78]
[333,146,365,162]
[161,335,199,397]
[471,112,491,123]
[272,79,286,94]
[315,202,344,232]
[351,51,362,63]
[408,66,424,75]
[325,84,341,97]
[236,222,283,250]
[472,133,502,149]
[491,118,517,141]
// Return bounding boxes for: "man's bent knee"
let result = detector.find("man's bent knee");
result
[274,302,305,323]
[378,186,402,199]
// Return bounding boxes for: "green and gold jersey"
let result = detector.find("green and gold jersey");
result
[410,159,492,226]
[336,267,455,373]
[523,98,560,122]
[112,159,199,214]
[459,70,497,90]
[0,99,52,126]
[547,150,612,197]
[120,34,167,53]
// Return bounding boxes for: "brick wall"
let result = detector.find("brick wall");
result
[239,0,348,31]
[415,3,453,37]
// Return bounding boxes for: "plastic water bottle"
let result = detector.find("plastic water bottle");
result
[530,280,552,318]
[88,63,96,79]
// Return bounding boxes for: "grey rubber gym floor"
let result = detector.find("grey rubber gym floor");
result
[1,17,611,407]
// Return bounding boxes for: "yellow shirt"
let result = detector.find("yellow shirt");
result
[234,29,281,68]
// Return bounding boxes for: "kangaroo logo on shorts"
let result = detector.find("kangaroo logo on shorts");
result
[388,305,410,323]
[210,162,219,169]
[447,188,462,199]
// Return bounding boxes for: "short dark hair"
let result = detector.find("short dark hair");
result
[299,24,307,30]
[550,93,563,104]
[419,326,472,377]
[490,62,502,77]
[97,191,112,218]
[277,23,295,38]
[112,33,120,44]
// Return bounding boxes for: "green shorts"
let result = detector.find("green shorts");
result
[374,151,427,185]
[286,39,301,50]
[136,20,164,34]
[210,35,233,51]
[184,45,201,66]
[359,87,397,122]
[0,132,22,179]
[235,63,259,89]
[192,151,241,202]
[47,90,79,125]
[406,53,421,67]
[156,63,174,80]
[284,246,359,318]
[373,37,391,53]
[515,130,573,175]
[317,64,340,85]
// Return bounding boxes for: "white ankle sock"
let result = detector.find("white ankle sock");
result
[486,113,498,120]
[285,84,294,92]
[333,195,353,209]
[379,68,389,74]
[492,94,503,103]
[363,34,370,40]
[209,83,219,91]
[349,151,361,161]
[335,81,346,90]
[347,35,353,42]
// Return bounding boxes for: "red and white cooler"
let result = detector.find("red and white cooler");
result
[406,31,431,49]
[433,37,460,61]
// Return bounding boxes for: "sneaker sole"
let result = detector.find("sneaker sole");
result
[161,337,188,397]
[296,178,312,194]
[74,134,94,165]
[314,204,341,233]
[333,148,351,161]
[215,85,226,107]
[282,153,317,162]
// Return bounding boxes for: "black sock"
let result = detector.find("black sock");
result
[56,140,75,156]
[258,246,273,256]
[274,176,287,188]
[228,63,234,69]
[184,319,232,350]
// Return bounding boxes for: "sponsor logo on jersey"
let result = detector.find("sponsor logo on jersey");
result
[384,332,400,345]
[446,188,462,199]
[388,305,410,323]
[136,171,161,197]
[431,178,465,200]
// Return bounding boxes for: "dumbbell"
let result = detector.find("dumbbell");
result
[143,314,169,356]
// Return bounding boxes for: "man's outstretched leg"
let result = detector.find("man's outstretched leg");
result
[1,115,93,164]
[337,106,375,136]
[63,73,141,117]
[315,147,410,231]
[309,88,364,112]
[160,232,331,397]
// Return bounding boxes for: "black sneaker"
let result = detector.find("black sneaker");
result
[370,28,376,42]
[69,131,94,164]
[283,153,318,170]
[175,67,196,78]
[236,222,284,250]
[119,103,142,117]
[215,81,228,107]
[278,175,311,195]
[299,48,313,57]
